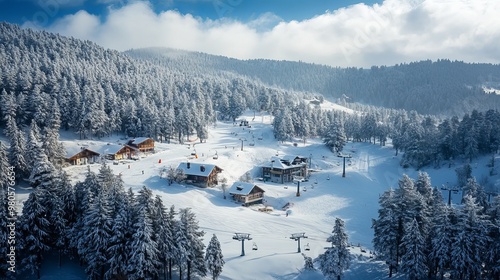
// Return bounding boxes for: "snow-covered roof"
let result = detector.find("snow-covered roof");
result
[130,137,153,145]
[281,155,305,163]
[65,145,86,158]
[89,144,127,155]
[261,155,307,169]
[228,182,264,195]
[176,162,219,176]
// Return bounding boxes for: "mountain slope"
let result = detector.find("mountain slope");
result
[127,47,500,115]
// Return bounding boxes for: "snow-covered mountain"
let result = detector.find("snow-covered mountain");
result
[14,110,498,279]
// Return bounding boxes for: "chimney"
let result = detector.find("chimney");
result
[200,165,205,172]
[187,162,191,169]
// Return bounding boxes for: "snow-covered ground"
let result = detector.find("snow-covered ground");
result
[17,110,500,280]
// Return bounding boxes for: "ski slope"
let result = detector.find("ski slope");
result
[21,110,499,280]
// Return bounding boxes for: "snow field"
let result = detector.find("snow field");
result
[32,109,500,279]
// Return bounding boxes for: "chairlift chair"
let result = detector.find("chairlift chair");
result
[252,242,258,250]
[305,243,310,251]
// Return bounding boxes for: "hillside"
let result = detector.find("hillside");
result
[126,47,500,115]
[0,22,308,143]
[15,110,498,279]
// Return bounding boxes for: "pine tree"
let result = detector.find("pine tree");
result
[273,107,294,143]
[302,253,315,271]
[28,150,58,190]
[372,188,399,277]
[25,120,42,171]
[0,141,10,190]
[5,115,28,178]
[127,202,160,280]
[17,188,51,279]
[78,190,112,279]
[70,168,100,253]
[461,177,489,211]
[205,234,225,280]
[151,195,176,280]
[105,176,131,280]
[53,171,75,265]
[450,195,492,279]
[323,118,346,153]
[400,218,428,279]
[97,161,115,190]
[486,195,500,279]
[320,217,350,280]
[41,99,65,167]
[429,204,454,278]
[166,205,178,279]
[176,208,207,279]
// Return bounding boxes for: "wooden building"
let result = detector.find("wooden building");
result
[261,155,308,183]
[92,144,132,160]
[176,162,223,188]
[128,137,155,153]
[228,182,265,206]
[66,147,100,165]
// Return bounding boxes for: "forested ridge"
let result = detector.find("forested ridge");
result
[126,47,500,116]
[0,22,304,143]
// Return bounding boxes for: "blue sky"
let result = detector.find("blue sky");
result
[0,0,380,24]
[0,0,498,67]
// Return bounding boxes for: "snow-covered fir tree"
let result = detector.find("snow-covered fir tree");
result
[487,195,500,278]
[0,141,10,189]
[166,205,178,279]
[25,120,42,171]
[151,195,177,280]
[400,218,428,279]
[205,234,225,280]
[302,253,315,271]
[5,115,28,178]
[70,168,100,253]
[323,118,346,153]
[450,195,492,279]
[319,217,350,280]
[17,188,51,279]
[78,189,112,280]
[53,172,75,265]
[176,207,206,279]
[461,177,489,211]
[429,203,454,278]
[105,176,131,280]
[372,188,400,277]
[127,187,160,279]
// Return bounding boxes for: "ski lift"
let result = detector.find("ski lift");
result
[252,242,258,250]
[305,243,310,251]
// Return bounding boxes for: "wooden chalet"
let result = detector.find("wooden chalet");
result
[228,182,265,206]
[262,155,308,183]
[176,162,223,188]
[66,146,100,165]
[92,144,132,160]
[128,137,155,153]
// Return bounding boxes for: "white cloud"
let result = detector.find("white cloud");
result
[44,0,500,68]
